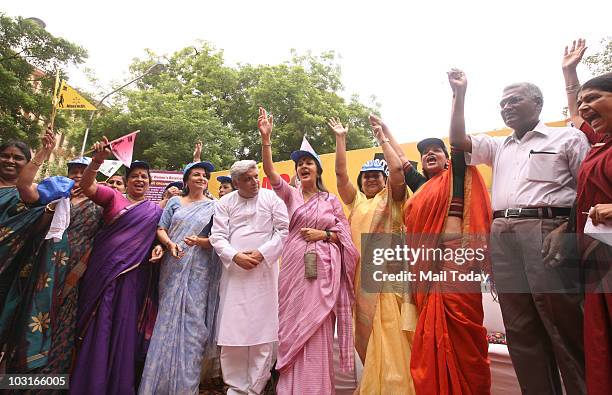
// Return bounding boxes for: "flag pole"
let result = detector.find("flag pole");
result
[80,110,97,157]
[49,70,60,131]
[79,63,165,157]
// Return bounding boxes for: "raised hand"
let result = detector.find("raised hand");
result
[562,39,587,71]
[369,114,386,143]
[447,68,468,94]
[92,136,112,163]
[327,118,348,136]
[258,107,273,140]
[193,140,202,162]
[369,114,391,135]
[40,126,57,155]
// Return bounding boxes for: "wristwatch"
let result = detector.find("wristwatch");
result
[325,230,331,242]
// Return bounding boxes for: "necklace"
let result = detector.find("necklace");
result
[127,194,145,203]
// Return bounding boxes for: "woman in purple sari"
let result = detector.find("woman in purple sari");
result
[258,107,358,394]
[70,137,162,395]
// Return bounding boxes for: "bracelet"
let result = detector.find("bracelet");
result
[262,143,272,147]
[45,203,55,213]
[565,83,581,90]
[31,158,43,167]
[379,138,390,145]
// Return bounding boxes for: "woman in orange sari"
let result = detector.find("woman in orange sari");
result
[402,69,491,395]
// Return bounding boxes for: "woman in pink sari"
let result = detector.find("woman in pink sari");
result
[258,107,358,394]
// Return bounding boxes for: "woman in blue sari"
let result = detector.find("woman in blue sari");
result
[0,139,40,309]
[139,161,221,395]
[1,143,103,374]
[0,130,78,372]
[70,137,162,395]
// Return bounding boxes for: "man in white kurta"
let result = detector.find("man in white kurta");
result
[210,160,289,395]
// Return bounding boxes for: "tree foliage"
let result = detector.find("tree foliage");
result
[584,37,612,76]
[0,14,87,147]
[93,43,377,170]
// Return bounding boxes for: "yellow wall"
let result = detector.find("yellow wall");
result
[209,120,567,202]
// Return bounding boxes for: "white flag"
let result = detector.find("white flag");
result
[99,160,123,177]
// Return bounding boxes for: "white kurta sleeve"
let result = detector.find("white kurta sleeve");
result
[210,197,239,269]
[257,193,289,268]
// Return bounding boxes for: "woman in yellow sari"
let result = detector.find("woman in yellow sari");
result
[330,115,416,394]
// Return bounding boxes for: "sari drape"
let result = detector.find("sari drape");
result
[576,139,612,395]
[350,188,416,394]
[0,188,46,311]
[0,199,102,373]
[70,200,161,395]
[138,199,221,395]
[275,188,358,395]
[403,163,491,395]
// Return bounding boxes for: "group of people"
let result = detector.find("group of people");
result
[0,40,609,395]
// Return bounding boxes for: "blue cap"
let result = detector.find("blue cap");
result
[216,175,232,184]
[164,181,184,191]
[290,150,322,168]
[360,159,389,176]
[290,137,322,168]
[183,161,215,175]
[37,176,75,205]
[67,157,91,167]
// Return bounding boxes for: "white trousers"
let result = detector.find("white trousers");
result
[220,343,275,395]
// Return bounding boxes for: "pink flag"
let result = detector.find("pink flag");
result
[109,130,140,167]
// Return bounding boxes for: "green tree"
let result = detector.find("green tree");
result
[95,43,377,170]
[218,50,377,162]
[90,45,241,171]
[0,14,87,147]
[583,37,612,75]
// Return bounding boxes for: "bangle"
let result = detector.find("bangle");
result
[566,83,581,94]
[379,138,390,145]
[31,158,43,167]
[262,143,272,147]
[45,203,55,213]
